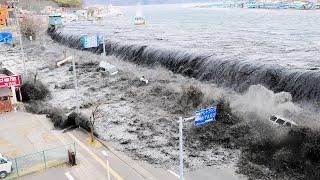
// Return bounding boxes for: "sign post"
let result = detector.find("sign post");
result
[178,106,217,180]
[100,36,106,57]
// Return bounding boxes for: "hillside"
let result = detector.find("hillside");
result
[16,0,58,10]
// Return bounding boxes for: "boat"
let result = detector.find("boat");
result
[134,16,146,25]
[247,0,256,8]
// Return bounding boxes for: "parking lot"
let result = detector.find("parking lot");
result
[0,111,74,178]
[0,112,69,157]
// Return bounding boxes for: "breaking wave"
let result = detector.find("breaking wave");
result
[48,29,320,105]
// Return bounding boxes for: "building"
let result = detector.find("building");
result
[0,0,8,8]
[0,68,21,113]
[0,7,9,26]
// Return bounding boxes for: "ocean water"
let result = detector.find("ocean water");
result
[52,4,320,103]
[66,4,320,70]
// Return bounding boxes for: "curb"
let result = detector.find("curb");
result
[78,127,158,180]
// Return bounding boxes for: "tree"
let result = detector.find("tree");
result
[88,102,103,143]
[20,18,39,40]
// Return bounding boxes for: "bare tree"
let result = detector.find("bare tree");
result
[89,102,103,142]
[33,71,38,84]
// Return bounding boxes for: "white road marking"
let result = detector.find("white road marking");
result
[168,170,187,180]
[65,172,76,180]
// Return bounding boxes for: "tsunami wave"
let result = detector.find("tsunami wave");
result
[48,28,320,105]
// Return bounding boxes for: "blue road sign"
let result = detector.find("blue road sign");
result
[0,32,13,44]
[194,106,217,126]
[81,35,100,48]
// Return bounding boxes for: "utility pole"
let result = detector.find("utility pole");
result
[18,24,27,75]
[72,57,80,113]
[102,38,106,57]
[179,116,184,180]
[14,5,27,75]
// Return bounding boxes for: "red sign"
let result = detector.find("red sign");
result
[0,75,21,87]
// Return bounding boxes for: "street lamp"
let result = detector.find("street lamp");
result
[71,57,80,113]
[57,55,80,113]
[101,150,111,180]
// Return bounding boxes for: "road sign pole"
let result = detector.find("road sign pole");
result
[72,57,80,113]
[176,107,216,180]
[179,116,184,180]
[102,39,106,57]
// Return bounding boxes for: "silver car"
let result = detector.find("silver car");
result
[269,115,297,127]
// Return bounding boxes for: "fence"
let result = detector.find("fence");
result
[7,143,76,179]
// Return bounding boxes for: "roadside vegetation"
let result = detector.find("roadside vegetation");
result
[20,76,92,132]
[20,76,50,102]
[55,0,81,8]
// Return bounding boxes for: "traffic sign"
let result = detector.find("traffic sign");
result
[177,106,217,179]
[0,32,13,44]
[81,34,100,48]
[194,106,217,126]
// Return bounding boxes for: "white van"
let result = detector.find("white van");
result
[0,153,12,179]
[269,115,297,128]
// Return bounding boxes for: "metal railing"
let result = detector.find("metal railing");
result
[7,142,76,179]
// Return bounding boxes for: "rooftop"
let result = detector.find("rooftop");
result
[0,68,15,77]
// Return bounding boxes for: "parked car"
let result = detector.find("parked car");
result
[0,153,12,179]
[270,115,297,128]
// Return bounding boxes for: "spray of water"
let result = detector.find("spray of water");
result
[231,85,300,118]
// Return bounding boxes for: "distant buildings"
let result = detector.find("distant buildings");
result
[0,0,8,8]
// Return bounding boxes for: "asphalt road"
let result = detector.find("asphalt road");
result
[1,112,244,180]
